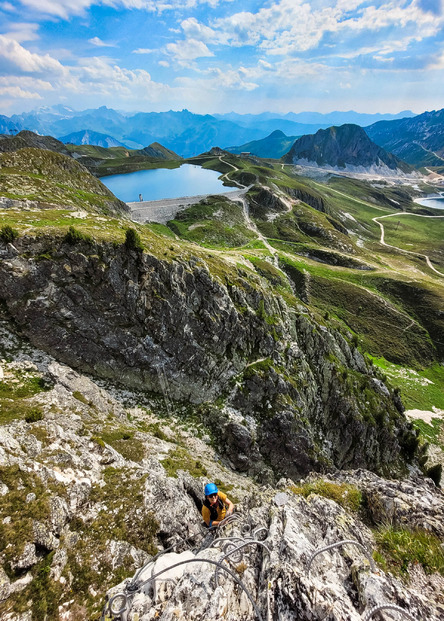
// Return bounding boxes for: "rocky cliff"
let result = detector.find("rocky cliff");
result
[0,313,442,620]
[0,232,418,483]
[283,124,413,173]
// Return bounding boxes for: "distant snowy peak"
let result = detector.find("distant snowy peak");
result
[59,129,128,148]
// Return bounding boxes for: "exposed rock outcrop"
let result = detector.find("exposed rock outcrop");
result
[0,130,70,156]
[106,477,444,621]
[0,235,418,480]
[0,307,443,620]
[283,124,413,173]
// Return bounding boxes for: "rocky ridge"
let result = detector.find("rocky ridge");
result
[0,233,418,481]
[0,131,70,157]
[0,313,443,620]
[0,147,129,215]
[366,108,444,167]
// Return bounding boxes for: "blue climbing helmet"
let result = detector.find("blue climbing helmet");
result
[204,482,218,496]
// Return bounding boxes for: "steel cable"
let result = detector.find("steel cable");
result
[215,540,271,587]
[362,603,419,621]
[306,539,376,575]
[105,557,265,621]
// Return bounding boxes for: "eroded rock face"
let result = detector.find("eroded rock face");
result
[0,318,443,621]
[0,236,417,479]
[330,469,444,537]
[106,481,444,621]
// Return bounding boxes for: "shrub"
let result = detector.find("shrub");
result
[0,224,19,244]
[290,479,362,512]
[72,391,90,405]
[25,408,44,423]
[124,228,143,251]
[64,226,92,245]
[161,447,208,478]
[101,429,145,462]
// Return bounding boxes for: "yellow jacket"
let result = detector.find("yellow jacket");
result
[201,491,227,526]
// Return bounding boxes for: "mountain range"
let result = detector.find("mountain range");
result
[366,108,444,167]
[59,129,127,148]
[226,129,298,159]
[0,105,418,159]
[214,109,414,128]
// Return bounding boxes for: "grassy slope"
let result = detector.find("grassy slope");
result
[167,196,257,248]
[65,144,182,177]
[1,146,443,404]
[0,148,128,215]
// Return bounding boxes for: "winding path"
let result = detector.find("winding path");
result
[129,158,443,279]
[216,155,283,265]
[372,212,444,277]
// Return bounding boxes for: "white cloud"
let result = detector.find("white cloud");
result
[15,0,231,19]
[427,49,444,69]
[180,17,216,42]
[166,38,213,61]
[0,84,42,98]
[18,0,93,19]
[0,2,18,11]
[210,0,340,53]
[346,2,441,33]
[89,36,116,47]
[204,0,444,57]
[258,59,273,70]
[159,60,170,66]
[0,75,53,90]
[2,22,40,43]
[132,48,156,54]
[111,0,228,11]
[177,66,258,92]
[71,56,170,102]
[0,35,66,76]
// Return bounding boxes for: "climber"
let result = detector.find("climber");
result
[202,482,234,528]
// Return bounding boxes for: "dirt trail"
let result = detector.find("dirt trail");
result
[373,212,444,277]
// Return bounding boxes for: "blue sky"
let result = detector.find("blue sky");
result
[0,0,443,116]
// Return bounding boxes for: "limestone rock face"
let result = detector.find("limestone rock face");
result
[0,235,417,479]
[0,316,442,620]
[330,469,444,537]
[106,480,444,621]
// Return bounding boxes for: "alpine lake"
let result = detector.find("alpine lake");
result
[414,193,444,209]
[100,164,228,203]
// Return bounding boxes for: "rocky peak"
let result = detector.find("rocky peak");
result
[283,124,413,172]
[0,130,70,156]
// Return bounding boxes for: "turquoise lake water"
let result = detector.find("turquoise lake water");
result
[415,195,444,209]
[100,164,227,202]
